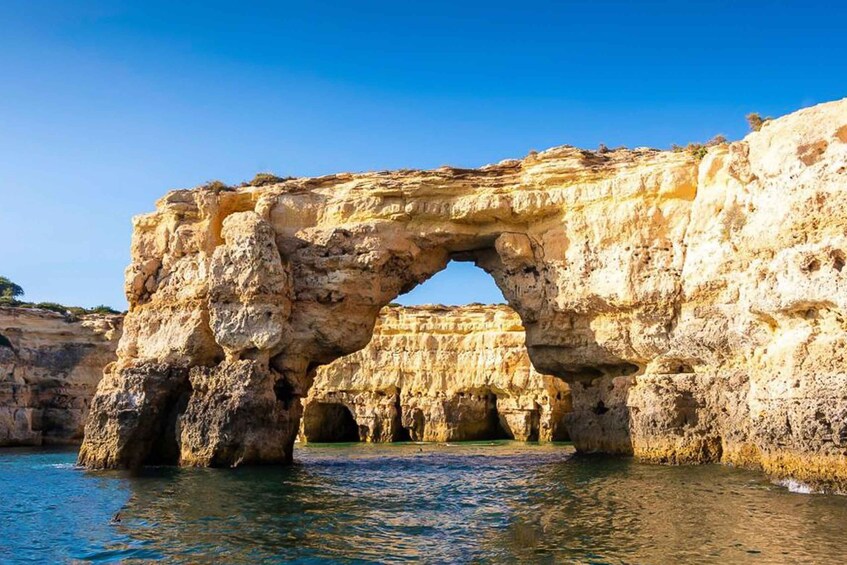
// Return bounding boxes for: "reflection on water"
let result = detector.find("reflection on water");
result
[1,442,847,563]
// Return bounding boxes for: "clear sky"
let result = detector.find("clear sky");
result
[1,1,845,309]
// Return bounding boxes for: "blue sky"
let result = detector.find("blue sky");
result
[1,1,845,309]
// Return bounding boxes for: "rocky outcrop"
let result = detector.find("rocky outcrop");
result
[79,98,847,492]
[0,307,121,446]
[301,304,570,443]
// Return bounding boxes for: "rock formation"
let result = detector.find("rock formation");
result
[0,307,122,446]
[301,304,570,443]
[79,98,847,492]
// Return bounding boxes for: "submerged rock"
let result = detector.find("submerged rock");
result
[77,98,847,491]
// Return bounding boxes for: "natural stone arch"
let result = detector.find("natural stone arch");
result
[82,153,675,469]
[79,99,847,491]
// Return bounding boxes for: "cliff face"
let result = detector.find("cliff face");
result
[302,304,570,443]
[0,307,122,446]
[78,98,847,491]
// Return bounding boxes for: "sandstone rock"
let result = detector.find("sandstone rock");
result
[80,98,847,491]
[0,307,121,446]
[179,359,299,466]
[301,304,571,443]
[77,362,188,468]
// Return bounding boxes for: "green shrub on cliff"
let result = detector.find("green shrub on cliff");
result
[0,276,23,299]
[32,302,70,314]
[0,277,121,317]
[671,135,728,161]
[246,172,294,187]
[201,180,234,192]
[87,305,120,315]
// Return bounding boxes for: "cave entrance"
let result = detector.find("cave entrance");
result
[487,394,514,440]
[301,402,360,443]
[392,394,413,442]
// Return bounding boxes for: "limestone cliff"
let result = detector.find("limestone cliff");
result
[302,304,570,443]
[0,307,121,446]
[78,98,847,492]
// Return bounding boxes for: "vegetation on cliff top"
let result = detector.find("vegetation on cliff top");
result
[0,276,24,299]
[671,134,728,161]
[667,110,771,160]
[0,276,121,319]
[746,112,773,132]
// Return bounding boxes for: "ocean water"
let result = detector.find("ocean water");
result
[1,442,846,563]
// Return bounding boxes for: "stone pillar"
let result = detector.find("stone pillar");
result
[179,360,300,466]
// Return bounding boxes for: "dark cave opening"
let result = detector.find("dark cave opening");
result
[393,393,413,441]
[302,402,360,443]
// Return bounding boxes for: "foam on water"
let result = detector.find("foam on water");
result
[776,478,816,494]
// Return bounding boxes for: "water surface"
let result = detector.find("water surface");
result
[1,442,846,563]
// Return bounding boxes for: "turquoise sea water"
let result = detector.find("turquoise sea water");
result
[1,442,846,563]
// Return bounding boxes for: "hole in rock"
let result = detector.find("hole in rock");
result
[0,333,12,349]
[803,257,821,273]
[488,394,515,440]
[662,361,694,374]
[301,402,360,442]
[274,378,296,409]
[592,401,609,416]
[395,259,506,306]
[144,368,192,467]
[241,347,262,361]
[302,258,573,444]
[393,393,412,442]
[832,251,845,272]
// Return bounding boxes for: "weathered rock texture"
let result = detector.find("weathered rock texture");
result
[79,98,847,491]
[0,307,122,446]
[301,304,571,443]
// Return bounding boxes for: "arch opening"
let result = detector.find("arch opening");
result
[302,258,573,445]
[393,258,506,307]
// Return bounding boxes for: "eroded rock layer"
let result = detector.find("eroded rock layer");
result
[0,307,121,446]
[79,99,847,491]
[301,304,571,443]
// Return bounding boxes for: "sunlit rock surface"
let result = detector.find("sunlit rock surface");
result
[79,98,847,491]
[0,307,121,446]
[301,304,571,443]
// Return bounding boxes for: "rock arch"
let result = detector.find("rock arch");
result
[79,99,847,491]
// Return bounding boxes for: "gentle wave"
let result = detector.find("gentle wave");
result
[2,442,847,563]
